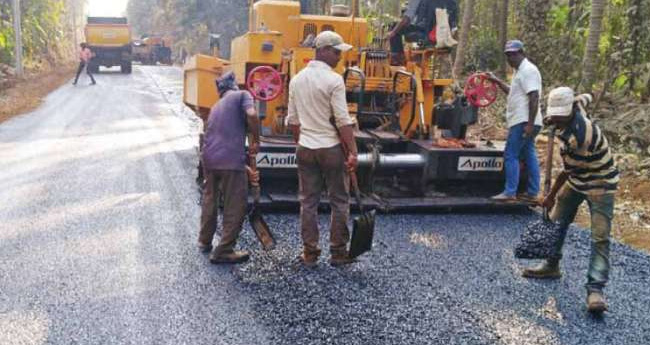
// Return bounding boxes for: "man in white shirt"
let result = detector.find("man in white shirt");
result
[286,31,358,267]
[486,40,543,203]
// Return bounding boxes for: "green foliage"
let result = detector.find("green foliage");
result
[0,0,79,67]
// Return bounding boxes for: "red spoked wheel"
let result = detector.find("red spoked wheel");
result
[464,73,498,108]
[246,66,283,101]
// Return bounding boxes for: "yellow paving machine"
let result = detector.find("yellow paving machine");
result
[183,0,521,211]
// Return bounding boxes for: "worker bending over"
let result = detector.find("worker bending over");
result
[523,87,618,313]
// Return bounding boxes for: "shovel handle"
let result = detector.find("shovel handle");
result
[542,126,557,221]
[248,153,261,202]
[543,126,557,197]
[349,170,364,214]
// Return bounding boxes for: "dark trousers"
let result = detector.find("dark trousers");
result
[199,170,248,254]
[390,24,427,53]
[550,184,615,292]
[73,61,96,84]
[297,145,350,257]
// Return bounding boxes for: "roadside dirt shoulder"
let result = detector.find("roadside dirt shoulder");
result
[0,64,76,124]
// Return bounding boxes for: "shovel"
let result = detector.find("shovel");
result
[348,170,376,258]
[247,153,276,250]
[329,116,375,258]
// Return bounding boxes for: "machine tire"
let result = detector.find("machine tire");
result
[89,63,100,74]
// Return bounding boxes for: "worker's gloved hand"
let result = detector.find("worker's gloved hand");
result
[246,166,260,186]
[345,153,358,173]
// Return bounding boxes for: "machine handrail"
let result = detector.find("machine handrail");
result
[343,67,366,118]
[392,70,417,134]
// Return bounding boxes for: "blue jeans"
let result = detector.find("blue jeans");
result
[503,122,541,196]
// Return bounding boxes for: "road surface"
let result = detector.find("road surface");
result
[1,65,649,344]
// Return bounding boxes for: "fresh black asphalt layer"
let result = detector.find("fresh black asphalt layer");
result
[233,213,650,345]
[1,65,648,344]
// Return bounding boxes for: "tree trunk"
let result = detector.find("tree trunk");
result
[393,0,401,17]
[519,0,551,69]
[452,0,476,79]
[627,0,642,94]
[582,0,607,93]
[497,0,509,78]
[352,0,360,17]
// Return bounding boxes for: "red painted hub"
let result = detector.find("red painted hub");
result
[464,73,497,108]
[246,66,283,101]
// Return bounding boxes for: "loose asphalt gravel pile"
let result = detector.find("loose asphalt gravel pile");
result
[231,213,650,345]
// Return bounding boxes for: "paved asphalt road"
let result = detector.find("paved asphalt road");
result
[1,65,649,345]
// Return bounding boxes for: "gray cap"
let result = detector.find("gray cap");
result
[504,40,524,53]
[314,31,353,52]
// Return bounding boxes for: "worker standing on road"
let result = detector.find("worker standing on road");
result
[286,31,358,267]
[198,71,261,264]
[485,40,543,203]
[523,87,618,313]
[73,43,96,86]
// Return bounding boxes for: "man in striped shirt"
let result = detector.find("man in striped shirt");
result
[522,87,618,313]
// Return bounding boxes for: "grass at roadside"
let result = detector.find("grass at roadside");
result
[0,64,76,124]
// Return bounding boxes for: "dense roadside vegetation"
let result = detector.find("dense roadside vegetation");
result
[0,0,84,71]
[127,0,649,101]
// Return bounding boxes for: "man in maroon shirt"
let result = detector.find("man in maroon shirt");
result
[199,71,260,264]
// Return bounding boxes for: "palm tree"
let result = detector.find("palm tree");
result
[452,0,476,79]
[582,0,607,93]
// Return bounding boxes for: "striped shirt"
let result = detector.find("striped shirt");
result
[558,111,619,195]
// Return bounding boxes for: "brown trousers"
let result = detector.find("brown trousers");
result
[297,145,350,256]
[199,170,248,254]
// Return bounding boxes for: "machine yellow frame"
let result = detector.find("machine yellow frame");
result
[183,0,455,138]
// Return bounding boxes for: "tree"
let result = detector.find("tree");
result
[582,0,607,93]
[452,0,475,79]
[497,0,509,77]
[518,0,552,74]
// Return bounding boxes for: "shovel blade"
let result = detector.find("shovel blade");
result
[349,210,376,258]
[249,210,276,250]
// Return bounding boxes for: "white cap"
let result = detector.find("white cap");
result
[546,87,575,118]
[314,31,353,52]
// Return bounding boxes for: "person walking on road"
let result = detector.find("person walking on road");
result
[199,71,261,264]
[73,43,96,86]
[522,87,618,313]
[486,40,543,203]
[286,31,358,267]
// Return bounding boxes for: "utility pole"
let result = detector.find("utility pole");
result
[73,2,78,48]
[13,0,23,77]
